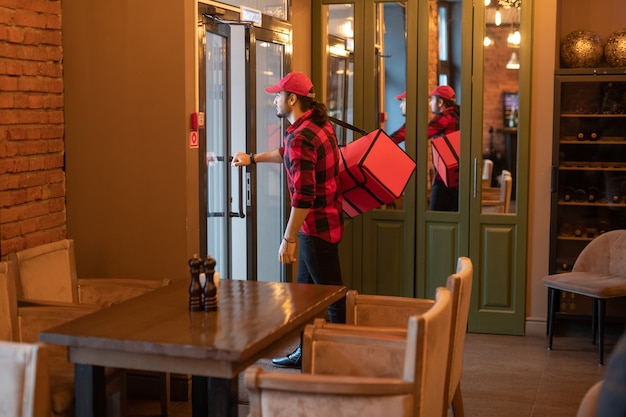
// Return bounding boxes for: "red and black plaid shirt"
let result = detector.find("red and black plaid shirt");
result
[279,109,344,243]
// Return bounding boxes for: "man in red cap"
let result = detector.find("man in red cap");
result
[389,86,459,144]
[386,86,459,210]
[427,85,460,211]
[427,85,459,138]
[232,72,345,369]
[389,91,406,144]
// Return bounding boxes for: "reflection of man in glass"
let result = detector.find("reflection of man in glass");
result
[390,91,407,144]
[388,87,460,211]
[428,85,460,211]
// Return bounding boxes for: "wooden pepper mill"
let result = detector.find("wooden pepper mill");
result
[203,255,218,311]
[188,254,203,312]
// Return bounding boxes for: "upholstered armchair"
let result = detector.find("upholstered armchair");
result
[0,340,50,417]
[7,238,172,416]
[8,238,170,307]
[245,287,453,417]
[308,257,473,417]
[543,229,626,364]
[1,260,101,416]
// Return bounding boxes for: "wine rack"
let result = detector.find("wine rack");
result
[551,71,626,278]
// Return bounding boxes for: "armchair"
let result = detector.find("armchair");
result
[308,257,473,417]
[8,239,172,415]
[8,238,170,307]
[245,287,453,417]
[543,229,626,364]
[0,340,50,417]
[1,260,101,416]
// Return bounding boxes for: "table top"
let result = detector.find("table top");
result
[39,279,346,373]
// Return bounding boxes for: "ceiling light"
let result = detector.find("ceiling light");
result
[507,30,521,47]
[506,52,520,69]
[495,10,502,26]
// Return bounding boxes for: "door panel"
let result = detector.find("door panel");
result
[313,0,414,299]
[473,223,520,333]
[200,20,232,277]
[467,0,531,335]
[314,0,530,335]
[199,6,291,282]
[425,222,460,298]
[363,220,407,296]
[249,28,289,282]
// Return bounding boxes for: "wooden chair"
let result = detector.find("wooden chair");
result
[482,169,512,213]
[8,239,172,415]
[543,229,626,365]
[8,238,170,307]
[0,340,50,417]
[1,261,99,416]
[245,287,453,417]
[317,257,473,417]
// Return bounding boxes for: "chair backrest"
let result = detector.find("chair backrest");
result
[481,170,512,213]
[249,287,452,417]
[482,159,493,187]
[9,239,78,303]
[500,170,513,213]
[342,257,473,416]
[346,291,434,327]
[445,257,473,409]
[573,229,626,276]
[0,341,50,417]
[0,262,20,342]
[406,287,452,417]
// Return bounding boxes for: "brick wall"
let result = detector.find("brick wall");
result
[483,25,520,155]
[0,0,66,257]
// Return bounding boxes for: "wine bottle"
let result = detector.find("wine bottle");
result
[563,186,575,202]
[598,220,611,234]
[573,223,584,237]
[573,189,587,202]
[559,222,573,237]
[586,187,599,203]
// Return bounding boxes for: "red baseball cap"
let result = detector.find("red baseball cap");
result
[429,85,456,101]
[265,72,316,98]
[395,91,406,100]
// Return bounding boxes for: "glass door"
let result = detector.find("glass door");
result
[248,25,290,282]
[199,17,240,279]
[199,5,291,282]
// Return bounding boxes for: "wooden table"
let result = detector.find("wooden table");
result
[39,278,346,417]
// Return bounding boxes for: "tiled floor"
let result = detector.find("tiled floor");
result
[127,320,623,417]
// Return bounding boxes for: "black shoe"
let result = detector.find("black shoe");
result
[271,346,302,369]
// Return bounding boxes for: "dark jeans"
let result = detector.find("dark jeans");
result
[430,178,459,211]
[296,233,346,324]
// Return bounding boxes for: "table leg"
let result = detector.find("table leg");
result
[192,375,239,417]
[75,364,107,417]
[192,376,208,417]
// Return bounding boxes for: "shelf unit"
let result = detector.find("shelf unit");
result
[550,71,626,315]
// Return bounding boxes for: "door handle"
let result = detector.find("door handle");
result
[229,162,246,218]
[473,157,477,199]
